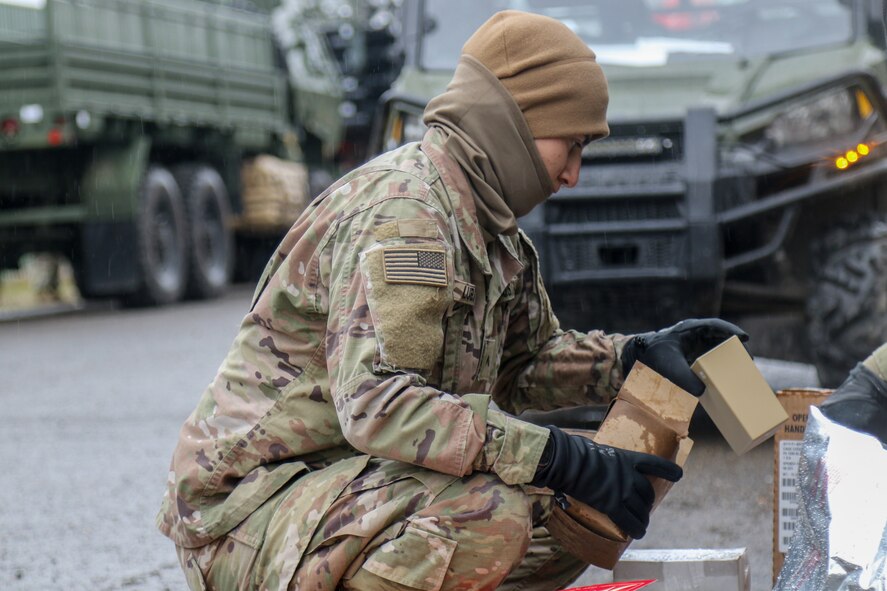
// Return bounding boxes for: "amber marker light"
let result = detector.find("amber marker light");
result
[390,115,403,144]
[858,143,870,156]
[846,150,859,163]
[836,156,850,170]
[856,89,874,119]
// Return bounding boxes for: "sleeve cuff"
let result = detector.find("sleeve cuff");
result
[483,408,551,486]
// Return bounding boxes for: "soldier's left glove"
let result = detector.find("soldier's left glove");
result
[621,318,748,396]
[531,425,682,540]
[820,363,887,446]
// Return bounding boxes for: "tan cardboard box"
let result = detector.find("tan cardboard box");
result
[691,336,788,454]
[771,388,831,584]
[547,362,697,569]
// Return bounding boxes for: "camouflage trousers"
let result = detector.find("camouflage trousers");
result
[175,458,586,591]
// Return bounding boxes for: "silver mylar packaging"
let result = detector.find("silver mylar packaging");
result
[774,407,887,591]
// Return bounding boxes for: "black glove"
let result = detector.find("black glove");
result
[820,363,887,446]
[531,426,683,539]
[621,318,749,396]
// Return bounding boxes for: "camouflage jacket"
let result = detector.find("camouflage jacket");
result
[157,128,630,549]
[864,342,887,380]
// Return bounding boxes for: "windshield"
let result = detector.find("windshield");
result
[0,0,45,7]
[419,0,855,69]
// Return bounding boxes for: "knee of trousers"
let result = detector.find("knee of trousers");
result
[427,472,535,562]
[344,475,536,591]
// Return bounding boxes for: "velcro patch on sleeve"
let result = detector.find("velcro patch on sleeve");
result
[361,243,452,372]
[454,279,476,306]
[373,219,439,241]
[383,248,448,287]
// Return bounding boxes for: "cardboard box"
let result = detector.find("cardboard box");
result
[613,548,750,591]
[771,388,831,583]
[547,363,697,569]
[691,336,789,454]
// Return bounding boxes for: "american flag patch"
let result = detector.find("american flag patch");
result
[382,248,448,287]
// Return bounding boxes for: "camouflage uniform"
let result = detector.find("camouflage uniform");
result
[864,342,887,379]
[158,128,630,590]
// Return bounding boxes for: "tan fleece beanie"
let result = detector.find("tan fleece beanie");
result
[463,10,609,141]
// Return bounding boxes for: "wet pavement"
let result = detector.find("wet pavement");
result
[0,286,815,590]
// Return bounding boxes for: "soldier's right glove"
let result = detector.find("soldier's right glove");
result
[531,425,683,540]
[820,363,887,446]
[621,318,748,396]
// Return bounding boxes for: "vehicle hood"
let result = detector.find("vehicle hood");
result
[603,41,886,120]
[396,41,887,123]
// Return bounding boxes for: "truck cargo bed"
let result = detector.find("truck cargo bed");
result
[0,0,286,134]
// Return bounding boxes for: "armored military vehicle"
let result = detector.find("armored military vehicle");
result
[0,0,344,305]
[372,0,887,385]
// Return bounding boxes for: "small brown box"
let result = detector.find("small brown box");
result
[771,388,831,584]
[691,336,789,455]
[547,362,697,569]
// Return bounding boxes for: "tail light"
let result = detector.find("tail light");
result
[1,118,19,138]
[47,128,64,146]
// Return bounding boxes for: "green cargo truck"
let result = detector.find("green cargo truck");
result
[372,0,887,385]
[0,0,343,305]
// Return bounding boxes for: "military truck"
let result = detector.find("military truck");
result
[273,0,404,170]
[321,0,404,169]
[371,0,887,385]
[0,0,344,305]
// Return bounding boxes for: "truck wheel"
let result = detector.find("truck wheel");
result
[174,165,233,299]
[126,167,189,307]
[806,215,887,387]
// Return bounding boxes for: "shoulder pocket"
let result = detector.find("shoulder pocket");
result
[359,239,454,373]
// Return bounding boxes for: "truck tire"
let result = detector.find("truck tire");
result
[125,166,189,307]
[174,164,233,299]
[806,214,887,387]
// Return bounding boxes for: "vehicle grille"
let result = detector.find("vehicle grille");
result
[551,281,695,333]
[549,195,681,224]
[551,233,687,273]
[540,120,689,289]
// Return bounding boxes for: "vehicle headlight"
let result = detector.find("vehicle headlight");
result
[765,87,871,150]
[384,106,427,152]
